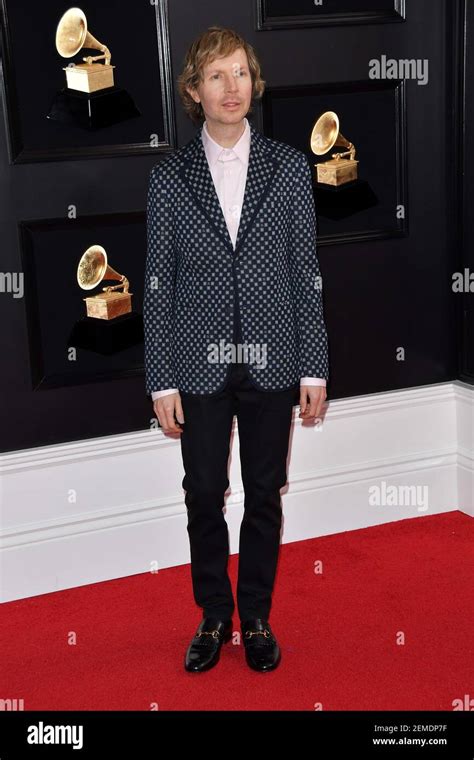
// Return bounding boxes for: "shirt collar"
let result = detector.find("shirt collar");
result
[202,117,250,168]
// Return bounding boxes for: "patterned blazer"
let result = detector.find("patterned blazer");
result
[143,120,329,397]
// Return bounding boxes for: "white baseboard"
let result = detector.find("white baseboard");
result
[1,380,472,603]
[454,382,474,517]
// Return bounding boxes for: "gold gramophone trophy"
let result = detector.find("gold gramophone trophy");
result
[310,111,358,186]
[47,7,140,129]
[68,244,143,355]
[55,7,115,93]
[308,111,377,220]
[77,245,132,319]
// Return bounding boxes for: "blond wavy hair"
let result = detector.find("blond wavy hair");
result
[177,26,266,125]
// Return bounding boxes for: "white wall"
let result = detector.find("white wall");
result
[1,381,472,603]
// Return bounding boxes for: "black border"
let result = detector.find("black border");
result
[256,0,405,30]
[0,0,177,163]
[449,0,471,384]
[18,211,146,391]
[261,79,408,246]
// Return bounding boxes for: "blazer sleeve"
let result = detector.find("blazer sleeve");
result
[143,165,178,396]
[288,154,330,382]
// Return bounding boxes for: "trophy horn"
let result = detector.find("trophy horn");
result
[55,7,111,65]
[310,111,355,160]
[77,245,129,293]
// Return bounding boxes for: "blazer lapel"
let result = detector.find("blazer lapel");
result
[178,121,279,258]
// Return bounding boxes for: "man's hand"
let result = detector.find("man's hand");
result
[153,392,185,435]
[299,385,326,422]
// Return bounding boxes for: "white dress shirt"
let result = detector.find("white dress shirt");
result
[151,117,326,400]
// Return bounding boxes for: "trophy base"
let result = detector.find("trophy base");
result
[64,63,116,94]
[68,311,143,355]
[313,179,378,220]
[316,158,359,186]
[47,86,141,130]
[84,292,132,320]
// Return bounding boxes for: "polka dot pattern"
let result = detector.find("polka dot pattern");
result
[143,121,329,396]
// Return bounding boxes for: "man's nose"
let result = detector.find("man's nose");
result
[224,73,239,91]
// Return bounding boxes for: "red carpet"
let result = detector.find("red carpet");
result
[2,511,473,711]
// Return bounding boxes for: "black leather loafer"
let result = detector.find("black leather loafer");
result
[241,618,281,672]
[184,617,233,672]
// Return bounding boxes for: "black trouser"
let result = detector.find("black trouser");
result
[179,360,297,623]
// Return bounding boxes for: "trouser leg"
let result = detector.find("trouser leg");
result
[234,375,296,623]
[179,373,237,620]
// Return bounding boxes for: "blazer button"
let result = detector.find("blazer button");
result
[225,305,233,314]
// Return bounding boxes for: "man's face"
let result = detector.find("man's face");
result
[186,47,253,127]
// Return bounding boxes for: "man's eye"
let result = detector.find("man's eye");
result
[210,71,246,79]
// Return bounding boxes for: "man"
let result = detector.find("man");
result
[143,26,329,673]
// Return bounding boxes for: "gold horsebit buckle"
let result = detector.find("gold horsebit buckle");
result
[244,628,271,639]
[196,628,272,640]
[196,629,222,640]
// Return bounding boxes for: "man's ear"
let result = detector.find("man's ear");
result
[186,86,200,105]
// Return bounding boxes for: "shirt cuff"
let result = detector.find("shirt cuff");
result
[152,388,179,400]
[300,377,326,387]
